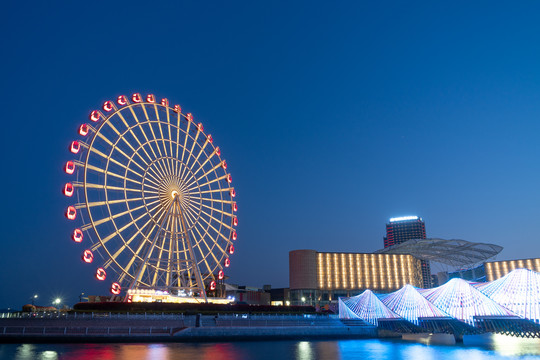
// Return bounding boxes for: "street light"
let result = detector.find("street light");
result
[53,298,62,307]
[31,294,38,305]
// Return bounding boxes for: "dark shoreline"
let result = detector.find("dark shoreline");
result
[0,313,377,344]
[0,331,377,344]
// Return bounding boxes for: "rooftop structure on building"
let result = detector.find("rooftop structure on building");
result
[375,238,503,267]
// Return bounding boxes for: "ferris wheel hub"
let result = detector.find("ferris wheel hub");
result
[171,190,179,199]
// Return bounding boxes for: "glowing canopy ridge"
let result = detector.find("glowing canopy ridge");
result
[476,268,540,324]
[420,278,515,325]
[382,284,450,325]
[339,290,400,326]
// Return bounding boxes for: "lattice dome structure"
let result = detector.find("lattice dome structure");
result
[375,238,503,267]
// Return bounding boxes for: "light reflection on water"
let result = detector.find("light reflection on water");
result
[0,337,539,360]
[490,334,540,357]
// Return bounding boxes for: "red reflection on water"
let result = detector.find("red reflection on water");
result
[200,343,241,360]
[61,344,117,360]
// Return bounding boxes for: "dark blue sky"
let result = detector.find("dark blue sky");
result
[1,1,540,308]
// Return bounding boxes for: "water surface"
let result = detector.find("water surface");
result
[1,336,540,360]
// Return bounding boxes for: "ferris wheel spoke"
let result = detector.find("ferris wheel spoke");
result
[199,187,234,196]
[78,181,155,194]
[136,138,168,179]
[175,211,193,287]
[183,197,204,216]
[166,210,177,287]
[145,162,169,187]
[190,223,222,276]
[153,105,175,177]
[125,201,173,286]
[128,106,161,166]
[140,104,166,161]
[180,201,200,228]
[101,200,167,259]
[142,167,167,190]
[181,206,201,234]
[90,200,159,228]
[150,215,172,287]
[185,139,209,178]
[182,194,200,211]
[95,130,149,175]
[198,207,234,231]
[142,181,162,194]
[179,125,201,181]
[115,111,156,167]
[90,210,150,252]
[199,197,234,206]
[151,107,173,176]
[174,114,180,178]
[78,196,155,210]
[197,230,221,279]
[114,148,148,174]
[185,173,228,193]
[90,147,145,179]
[190,218,226,269]
[190,147,220,178]
[84,163,143,186]
[200,202,233,219]
[89,201,163,255]
[105,116,151,166]
[194,210,232,244]
[144,160,169,185]
[188,162,225,189]
[179,118,192,168]
[165,109,176,181]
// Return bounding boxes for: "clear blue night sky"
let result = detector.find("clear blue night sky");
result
[1,1,540,309]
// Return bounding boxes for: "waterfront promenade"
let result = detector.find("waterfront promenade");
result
[0,312,377,342]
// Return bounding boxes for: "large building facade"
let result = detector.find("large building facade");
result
[443,257,540,283]
[485,258,540,281]
[289,250,423,306]
[384,216,432,288]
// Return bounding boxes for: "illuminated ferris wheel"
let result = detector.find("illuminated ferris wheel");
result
[62,93,237,301]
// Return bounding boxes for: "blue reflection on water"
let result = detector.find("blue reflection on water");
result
[0,337,540,360]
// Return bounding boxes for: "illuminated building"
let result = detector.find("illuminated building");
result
[289,250,423,306]
[384,216,426,248]
[384,216,431,288]
[484,258,540,281]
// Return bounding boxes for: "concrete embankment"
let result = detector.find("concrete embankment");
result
[0,313,377,343]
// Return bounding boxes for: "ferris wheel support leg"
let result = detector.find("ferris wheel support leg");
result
[126,200,176,299]
[176,196,208,303]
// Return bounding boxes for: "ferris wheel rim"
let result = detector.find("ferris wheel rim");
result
[65,94,237,295]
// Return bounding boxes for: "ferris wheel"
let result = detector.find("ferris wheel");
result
[62,93,237,301]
